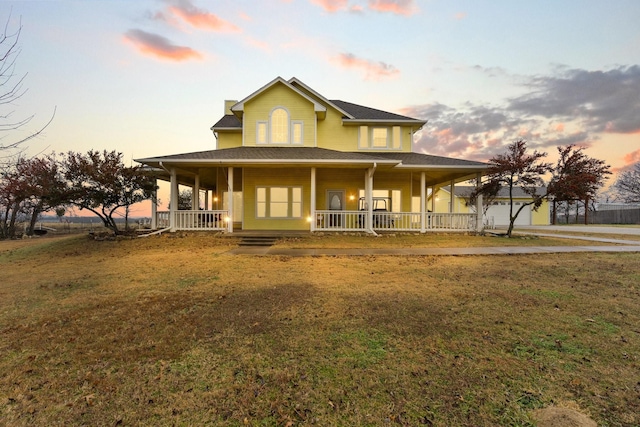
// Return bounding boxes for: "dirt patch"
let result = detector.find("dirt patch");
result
[533,406,596,427]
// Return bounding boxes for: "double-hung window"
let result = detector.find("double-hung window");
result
[256,186,303,218]
[358,126,402,149]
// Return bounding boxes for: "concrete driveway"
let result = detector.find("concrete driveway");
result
[513,225,640,236]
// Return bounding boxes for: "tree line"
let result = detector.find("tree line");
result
[0,150,156,239]
[468,139,640,237]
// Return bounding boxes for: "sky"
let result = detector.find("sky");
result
[2,0,640,216]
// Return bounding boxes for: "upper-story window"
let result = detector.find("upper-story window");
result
[359,125,402,150]
[256,107,303,145]
[271,108,288,143]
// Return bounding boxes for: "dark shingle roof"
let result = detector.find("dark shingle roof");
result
[330,100,422,122]
[451,186,547,198]
[369,152,487,167]
[137,147,397,164]
[137,147,487,170]
[211,114,241,129]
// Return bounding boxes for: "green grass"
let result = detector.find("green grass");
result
[1,234,639,426]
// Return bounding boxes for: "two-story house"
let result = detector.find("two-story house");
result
[135,77,488,233]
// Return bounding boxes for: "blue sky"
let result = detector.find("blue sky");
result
[3,0,640,214]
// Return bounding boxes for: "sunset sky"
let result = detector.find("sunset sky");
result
[3,0,640,215]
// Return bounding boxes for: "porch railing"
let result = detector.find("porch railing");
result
[156,210,476,232]
[156,210,228,231]
[315,211,476,232]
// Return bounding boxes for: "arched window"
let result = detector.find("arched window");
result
[270,108,289,144]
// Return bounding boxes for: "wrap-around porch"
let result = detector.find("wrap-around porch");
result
[149,164,484,234]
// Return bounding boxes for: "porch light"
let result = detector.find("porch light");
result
[213,196,219,202]
[224,216,231,223]
[349,195,355,201]
[306,216,312,222]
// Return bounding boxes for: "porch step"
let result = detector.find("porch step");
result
[238,236,279,247]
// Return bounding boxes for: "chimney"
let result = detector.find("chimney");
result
[225,100,238,115]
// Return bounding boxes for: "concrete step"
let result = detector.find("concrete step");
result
[238,236,279,247]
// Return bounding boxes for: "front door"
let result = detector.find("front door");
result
[327,190,345,227]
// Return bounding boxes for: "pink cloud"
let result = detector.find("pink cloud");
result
[334,52,400,80]
[123,29,203,61]
[165,0,240,32]
[310,0,349,13]
[368,0,417,15]
[623,149,640,165]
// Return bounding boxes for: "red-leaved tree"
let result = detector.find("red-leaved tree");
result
[61,150,156,234]
[548,145,611,224]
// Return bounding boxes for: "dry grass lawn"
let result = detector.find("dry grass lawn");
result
[1,233,639,426]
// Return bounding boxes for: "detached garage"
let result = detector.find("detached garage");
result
[435,186,550,228]
[485,201,532,227]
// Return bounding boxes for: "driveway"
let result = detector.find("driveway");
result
[513,225,640,236]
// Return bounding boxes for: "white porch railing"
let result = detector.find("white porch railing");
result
[314,210,365,231]
[156,210,228,231]
[156,210,475,232]
[315,210,476,232]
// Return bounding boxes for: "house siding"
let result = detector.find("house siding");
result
[243,167,311,230]
[243,84,317,147]
[370,171,413,212]
[317,107,359,151]
[532,199,550,225]
[217,132,242,150]
[316,169,365,211]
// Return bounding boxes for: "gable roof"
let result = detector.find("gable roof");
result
[229,76,327,119]
[211,77,426,131]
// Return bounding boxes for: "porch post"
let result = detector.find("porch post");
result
[431,186,436,212]
[193,174,200,211]
[204,190,209,211]
[227,167,234,233]
[310,167,316,232]
[420,172,426,233]
[476,172,483,232]
[170,168,178,232]
[366,164,376,233]
[151,179,158,230]
[450,179,455,213]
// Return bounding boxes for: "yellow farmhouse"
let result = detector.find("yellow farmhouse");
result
[136,77,488,233]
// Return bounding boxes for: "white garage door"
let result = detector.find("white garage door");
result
[485,202,531,227]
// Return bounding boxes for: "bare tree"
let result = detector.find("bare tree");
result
[0,11,55,163]
[614,162,640,203]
